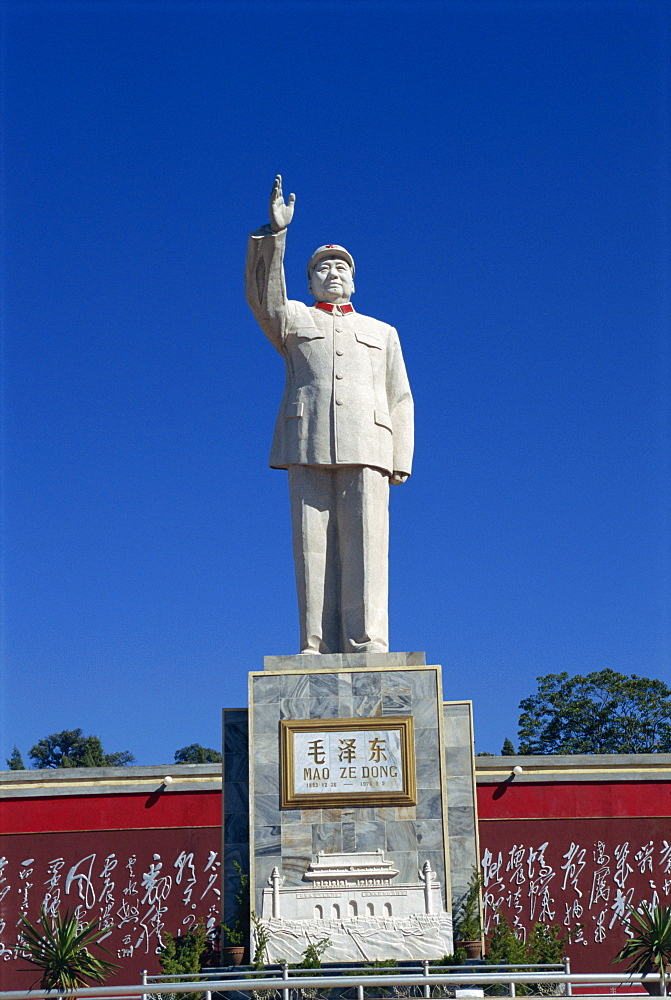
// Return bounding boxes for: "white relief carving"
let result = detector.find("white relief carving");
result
[420,860,436,914]
[269,866,284,917]
[303,850,398,885]
[255,913,453,963]
[257,851,451,962]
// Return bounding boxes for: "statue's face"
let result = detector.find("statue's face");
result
[310,258,354,304]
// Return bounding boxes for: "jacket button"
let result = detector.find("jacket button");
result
[336,398,344,405]
[335,326,343,333]
[336,373,343,379]
[336,349,344,356]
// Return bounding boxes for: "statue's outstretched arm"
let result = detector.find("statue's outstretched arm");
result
[245,176,295,353]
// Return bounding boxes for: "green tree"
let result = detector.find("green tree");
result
[501,738,516,756]
[485,911,567,996]
[29,729,135,768]
[19,906,119,991]
[527,922,566,965]
[158,920,209,1000]
[486,912,530,967]
[455,868,482,941]
[174,744,222,764]
[518,670,671,755]
[6,746,25,769]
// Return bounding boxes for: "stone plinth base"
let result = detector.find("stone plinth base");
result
[264,651,426,671]
[223,650,479,965]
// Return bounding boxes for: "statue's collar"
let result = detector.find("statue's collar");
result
[315,302,355,315]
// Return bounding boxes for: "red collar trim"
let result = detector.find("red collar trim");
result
[315,302,354,314]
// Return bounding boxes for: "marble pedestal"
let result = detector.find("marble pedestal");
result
[222,652,479,963]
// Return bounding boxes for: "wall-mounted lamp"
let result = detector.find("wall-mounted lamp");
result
[512,765,523,776]
[162,775,173,786]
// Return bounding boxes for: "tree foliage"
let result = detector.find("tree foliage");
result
[19,906,119,991]
[486,911,568,995]
[158,919,209,974]
[518,670,671,755]
[29,729,135,768]
[486,912,532,967]
[6,746,25,769]
[455,868,482,941]
[501,738,516,756]
[295,936,331,969]
[174,744,222,764]
[158,919,210,1000]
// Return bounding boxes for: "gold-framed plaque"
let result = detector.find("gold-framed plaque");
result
[280,716,416,808]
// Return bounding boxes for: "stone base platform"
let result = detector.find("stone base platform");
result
[222,651,479,964]
[264,651,426,671]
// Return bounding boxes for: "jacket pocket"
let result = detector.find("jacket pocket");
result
[355,330,382,349]
[285,401,304,419]
[374,409,392,431]
[292,327,324,341]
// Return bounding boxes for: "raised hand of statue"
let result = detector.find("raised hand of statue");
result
[269,174,296,233]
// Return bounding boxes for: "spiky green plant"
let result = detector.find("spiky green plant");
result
[613,903,671,993]
[19,907,119,992]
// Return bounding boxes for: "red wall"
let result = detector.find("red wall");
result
[1,776,669,990]
[477,779,671,821]
[476,780,671,976]
[0,791,221,991]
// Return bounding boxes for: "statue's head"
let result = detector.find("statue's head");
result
[307,245,355,303]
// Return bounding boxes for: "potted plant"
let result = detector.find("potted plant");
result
[221,861,249,966]
[613,903,671,996]
[455,868,483,960]
[221,923,245,966]
[19,906,119,993]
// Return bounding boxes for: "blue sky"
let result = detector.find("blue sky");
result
[1,0,669,766]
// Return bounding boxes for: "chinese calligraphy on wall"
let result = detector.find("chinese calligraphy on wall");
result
[0,829,221,990]
[480,818,671,974]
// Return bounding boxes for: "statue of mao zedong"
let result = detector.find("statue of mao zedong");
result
[245,176,414,654]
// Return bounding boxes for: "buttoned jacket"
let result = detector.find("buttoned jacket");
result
[245,226,414,477]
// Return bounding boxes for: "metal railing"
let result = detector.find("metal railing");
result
[0,961,668,1000]
[142,961,570,999]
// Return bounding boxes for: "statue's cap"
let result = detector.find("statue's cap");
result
[307,244,355,277]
